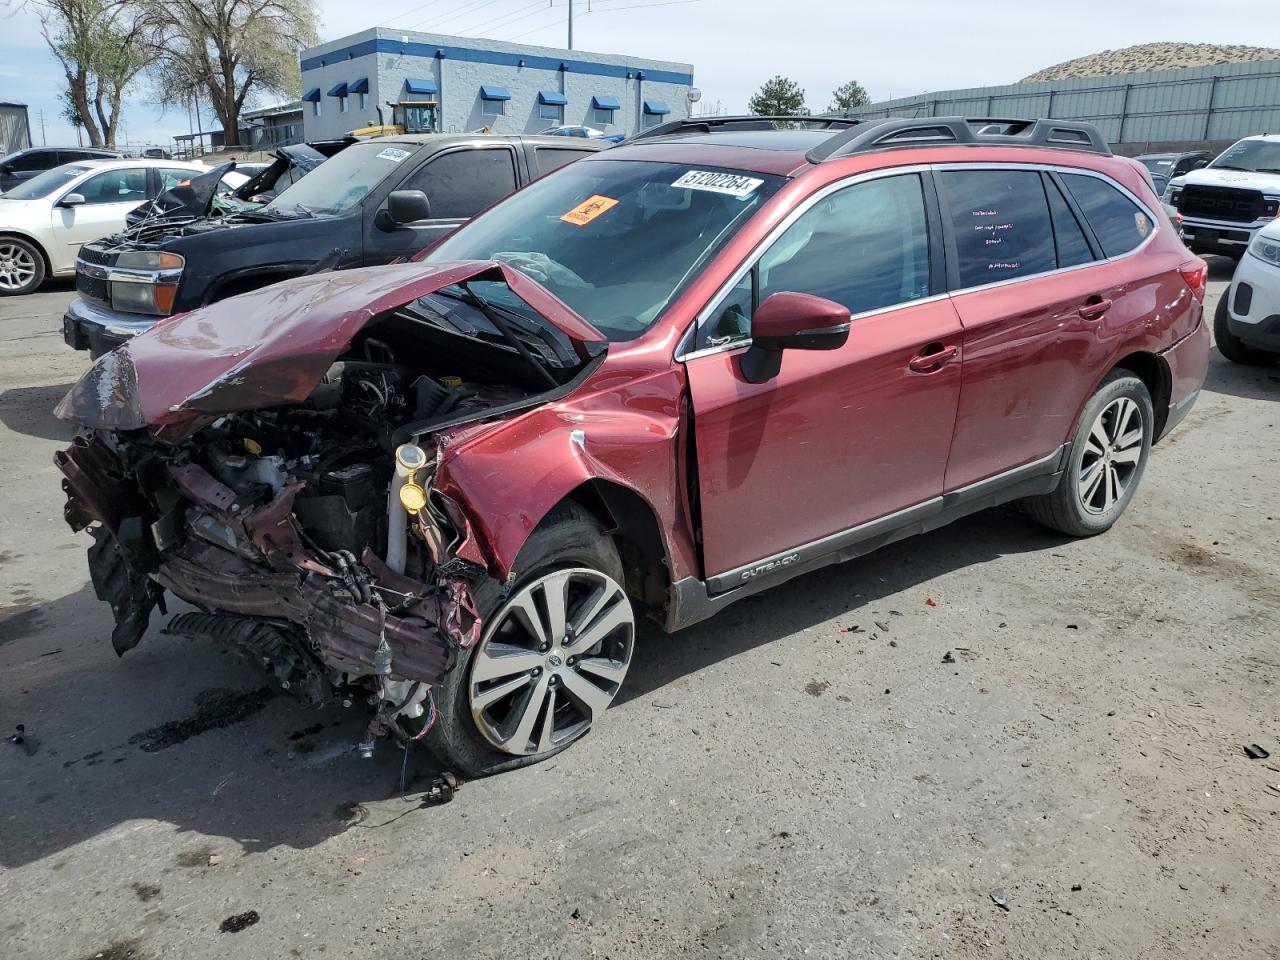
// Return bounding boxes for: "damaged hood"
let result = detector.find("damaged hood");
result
[125,162,236,227]
[55,260,605,439]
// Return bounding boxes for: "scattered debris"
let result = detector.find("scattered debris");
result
[219,910,260,933]
[1021,761,1032,768]
[1071,883,1082,892]
[884,688,891,695]
[925,598,937,607]
[1107,710,1116,717]
[990,888,1010,911]
[40,648,62,657]
[875,620,890,632]
[1066,623,1079,630]
[1244,744,1270,760]
[75,938,147,960]
[888,640,898,648]
[207,854,223,867]
[130,882,161,902]
[889,610,902,616]
[6,723,35,756]
[424,771,459,805]
[570,908,583,920]
[998,622,1007,628]
[941,651,956,664]
[1040,713,1056,722]
[804,679,831,697]
[841,625,865,634]
[175,845,215,868]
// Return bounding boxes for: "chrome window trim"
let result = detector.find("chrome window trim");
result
[675,160,1160,362]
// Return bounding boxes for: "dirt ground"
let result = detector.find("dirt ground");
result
[1,263,1278,960]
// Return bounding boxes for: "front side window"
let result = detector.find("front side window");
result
[593,108,615,126]
[426,159,786,341]
[698,174,932,349]
[400,148,518,220]
[1,164,91,200]
[74,168,148,204]
[1061,173,1152,259]
[7,151,50,172]
[943,169,1056,288]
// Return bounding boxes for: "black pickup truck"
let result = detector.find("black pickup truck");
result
[64,134,605,356]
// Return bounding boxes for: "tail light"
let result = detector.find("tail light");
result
[1179,258,1208,302]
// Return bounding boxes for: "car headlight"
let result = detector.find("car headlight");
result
[1248,232,1280,267]
[114,251,185,271]
[1164,185,1182,204]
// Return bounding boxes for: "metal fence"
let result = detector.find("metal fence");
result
[842,59,1280,146]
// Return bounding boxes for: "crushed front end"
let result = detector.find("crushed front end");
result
[53,260,605,747]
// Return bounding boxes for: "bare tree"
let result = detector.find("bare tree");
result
[141,0,318,148]
[31,0,147,147]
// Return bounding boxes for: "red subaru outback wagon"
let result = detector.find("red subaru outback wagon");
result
[57,117,1209,776]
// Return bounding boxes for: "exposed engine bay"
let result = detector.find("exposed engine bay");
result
[54,261,606,753]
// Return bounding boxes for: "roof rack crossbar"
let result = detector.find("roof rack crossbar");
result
[627,114,862,144]
[805,116,1111,162]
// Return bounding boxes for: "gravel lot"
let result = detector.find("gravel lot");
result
[1,263,1278,960]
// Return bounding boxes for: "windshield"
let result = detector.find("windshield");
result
[1139,157,1172,174]
[2,164,90,200]
[262,141,419,218]
[425,159,786,341]
[1210,139,1280,174]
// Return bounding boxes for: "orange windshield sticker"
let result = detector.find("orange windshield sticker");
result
[560,195,619,227]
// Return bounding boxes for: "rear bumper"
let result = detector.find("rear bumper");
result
[1225,252,1280,352]
[1156,312,1211,441]
[62,297,158,356]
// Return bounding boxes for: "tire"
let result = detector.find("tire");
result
[420,502,634,778]
[1214,294,1277,365]
[0,236,46,296]
[1023,370,1153,537]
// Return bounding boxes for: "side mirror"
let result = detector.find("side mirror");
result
[379,189,431,228]
[60,193,86,207]
[739,291,851,384]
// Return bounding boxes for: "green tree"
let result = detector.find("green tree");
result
[34,0,147,147]
[748,75,806,117]
[829,80,870,114]
[142,0,317,147]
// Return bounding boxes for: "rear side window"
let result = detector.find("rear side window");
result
[943,170,1056,287]
[1045,178,1095,269]
[1061,173,1153,258]
[402,148,518,220]
[534,148,595,175]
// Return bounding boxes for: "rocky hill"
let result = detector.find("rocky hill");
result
[1021,42,1280,83]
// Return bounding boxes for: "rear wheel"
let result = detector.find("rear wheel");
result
[423,503,635,778]
[0,237,45,296]
[1214,294,1277,365]
[1023,370,1153,537]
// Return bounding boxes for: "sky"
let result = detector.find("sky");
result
[3,0,1280,149]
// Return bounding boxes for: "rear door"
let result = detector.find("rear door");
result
[685,171,965,582]
[364,144,522,262]
[939,166,1126,491]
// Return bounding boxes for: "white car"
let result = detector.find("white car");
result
[1216,216,1280,364]
[0,158,207,295]
[1165,135,1280,261]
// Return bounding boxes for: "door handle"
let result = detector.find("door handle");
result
[908,344,959,373]
[1078,298,1113,321]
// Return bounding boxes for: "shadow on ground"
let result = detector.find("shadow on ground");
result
[0,382,77,442]
[0,500,1071,869]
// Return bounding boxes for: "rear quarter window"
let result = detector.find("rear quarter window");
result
[1061,173,1153,258]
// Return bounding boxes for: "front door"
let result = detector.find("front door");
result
[684,172,965,582]
[51,167,150,273]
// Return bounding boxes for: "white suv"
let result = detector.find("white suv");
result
[1166,135,1280,260]
[1216,216,1280,364]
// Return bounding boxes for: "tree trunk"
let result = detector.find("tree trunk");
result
[69,72,104,147]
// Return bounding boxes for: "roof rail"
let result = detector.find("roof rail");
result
[806,116,1111,162]
[627,114,861,144]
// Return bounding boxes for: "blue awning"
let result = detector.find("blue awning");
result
[348,77,369,94]
[480,84,512,101]
[592,95,621,111]
[404,77,438,95]
[327,82,348,98]
[538,90,568,106]
[301,88,321,103]
[643,99,671,115]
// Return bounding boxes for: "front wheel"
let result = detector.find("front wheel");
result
[422,503,635,778]
[0,237,45,296]
[1023,370,1153,537]
[1214,294,1277,365]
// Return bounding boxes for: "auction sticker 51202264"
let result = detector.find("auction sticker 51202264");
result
[672,170,764,198]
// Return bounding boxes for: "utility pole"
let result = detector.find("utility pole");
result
[38,110,46,145]
[568,0,573,50]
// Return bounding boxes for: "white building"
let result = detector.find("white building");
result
[298,28,694,141]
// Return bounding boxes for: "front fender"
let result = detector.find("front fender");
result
[432,366,699,585]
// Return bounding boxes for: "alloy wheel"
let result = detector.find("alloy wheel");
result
[0,243,37,292]
[1077,396,1144,515]
[469,567,634,756]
